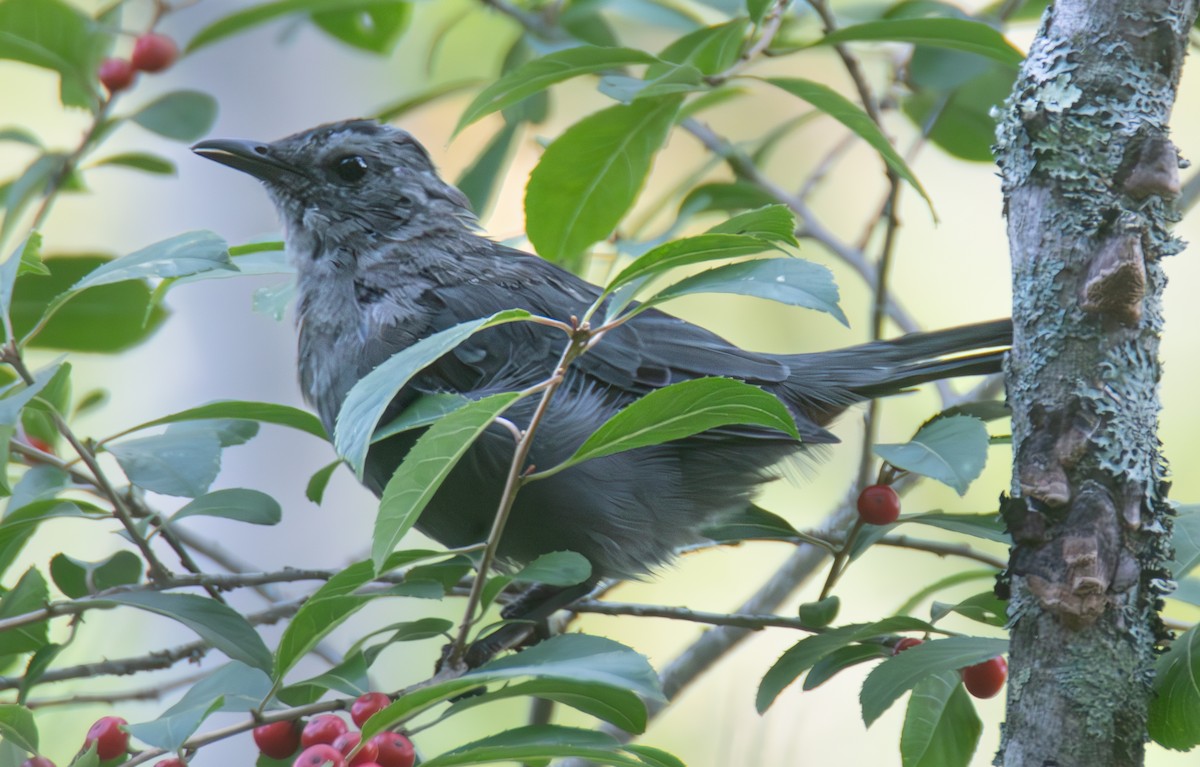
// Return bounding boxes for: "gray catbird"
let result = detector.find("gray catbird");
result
[194,119,1008,619]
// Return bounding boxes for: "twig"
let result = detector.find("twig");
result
[877,535,1007,569]
[708,0,791,84]
[571,600,819,632]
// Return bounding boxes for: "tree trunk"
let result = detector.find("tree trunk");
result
[995,1,1198,764]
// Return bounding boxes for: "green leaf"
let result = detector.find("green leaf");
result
[13,255,169,352]
[372,392,521,569]
[894,569,997,617]
[641,257,848,325]
[803,643,888,691]
[902,55,1014,162]
[0,500,98,583]
[707,204,798,245]
[108,422,233,498]
[374,79,485,122]
[455,47,661,133]
[311,0,410,54]
[930,592,1007,628]
[875,415,990,495]
[130,91,218,142]
[0,0,105,109]
[274,561,375,679]
[0,568,48,657]
[421,725,648,767]
[513,551,592,586]
[445,678,647,733]
[525,97,681,269]
[95,591,273,673]
[0,704,37,752]
[0,234,36,331]
[48,551,141,598]
[546,378,799,474]
[280,650,373,704]
[902,511,1010,544]
[900,671,983,767]
[123,400,326,441]
[679,182,778,215]
[306,460,342,504]
[765,77,931,206]
[67,743,99,767]
[700,504,800,543]
[89,152,177,175]
[860,636,1007,726]
[819,18,1024,66]
[171,488,282,526]
[69,231,234,291]
[0,128,41,148]
[756,616,936,712]
[654,19,747,76]
[334,309,531,475]
[374,393,468,442]
[1,155,61,246]
[362,634,663,739]
[188,0,405,53]
[127,661,272,750]
[746,0,774,24]
[1150,625,1200,750]
[1170,505,1200,577]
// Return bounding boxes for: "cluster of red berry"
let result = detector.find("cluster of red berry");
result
[98,32,179,94]
[254,692,415,767]
[18,716,184,767]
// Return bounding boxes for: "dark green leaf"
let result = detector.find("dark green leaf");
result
[746,0,774,24]
[108,425,226,498]
[548,378,799,472]
[372,392,521,569]
[0,0,104,109]
[13,255,168,352]
[1150,625,1200,750]
[306,460,342,504]
[187,0,388,53]
[1,155,61,245]
[860,636,1007,725]
[123,400,326,441]
[96,591,273,673]
[311,0,410,54]
[513,551,592,587]
[765,77,931,206]
[930,592,1007,627]
[0,128,40,147]
[756,616,936,712]
[130,91,218,142]
[642,257,847,325]
[820,18,1024,66]
[0,500,97,582]
[803,643,888,691]
[0,704,37,752]
[445,678,647,733]
[700,504,800,542]
[456,120,520,217]
[388,617,455,642]
[1170,505,1200,577]
[171,488,282,526]
[374,393,468,442]
[894,569,997,616]
[88,152,176,175]
[48,551,141,598]
[335,309,531,475]
[525,97,681,269]
[274,561,375,679]
[875,415,990,495]
[708,205,798,245]
[0,234,36,330]
[455,47,661,133]
[421,725,643,767]
[902,58,1014,162]
[18,639,66,704]
[900,671,982,767]
[280,650,373,704]
[0,568,48,657]
[679,182,777,215]
[67,743,99,767]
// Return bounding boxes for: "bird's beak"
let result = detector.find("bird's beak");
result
[191,138,299,182]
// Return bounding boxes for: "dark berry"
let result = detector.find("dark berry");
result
[892,637,924,655]
[98,58,136,93]
[253,720,302,759]
[857,484,901,525]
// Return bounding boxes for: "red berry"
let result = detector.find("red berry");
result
[301,715,349,748]
[154,760,187,767]
[98,58,136,93]
[131,33,178,73]
[84,716,129,760]
[254,720,302,759]
[20,758,55,767]
[350,692,391,729]
[961,655,1008,699]
[367,733,415,767]
[293,744,346,767]
[857,484,901,525]
[892,637,924,655]
[332,732,379,766]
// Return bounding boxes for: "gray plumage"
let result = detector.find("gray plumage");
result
[194,119,1009,582]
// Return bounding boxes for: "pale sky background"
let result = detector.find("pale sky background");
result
[2,1,1199,765]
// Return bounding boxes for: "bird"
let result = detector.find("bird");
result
[193,119,1008,652]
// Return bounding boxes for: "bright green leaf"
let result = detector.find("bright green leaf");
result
[311,0,410,54]
[131,91,218,142]
[122,400,326,441]
[188,0,403,53]
[89,152,177,175]
[171,488,282,526]
[48,551,141,598]
[0,568,48,657]
[900,671,983,767]
[526,97,681,269]
[1170,505,1200,577]
[0,704,37,752]
[274,561,376,679]
[127,661,272,750]
[819,18,1024,66]
[306,460,341,504]
[0,0,104,109]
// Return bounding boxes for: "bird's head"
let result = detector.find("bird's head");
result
[193,120,475,249]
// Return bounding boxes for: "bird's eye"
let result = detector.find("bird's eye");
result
[332,155,368,183]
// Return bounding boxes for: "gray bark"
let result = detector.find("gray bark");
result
[995,1,1198,764]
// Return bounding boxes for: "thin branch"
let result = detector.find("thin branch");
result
[877,535,1007,570]
[571,600,819,632]
[708,0,791,84]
